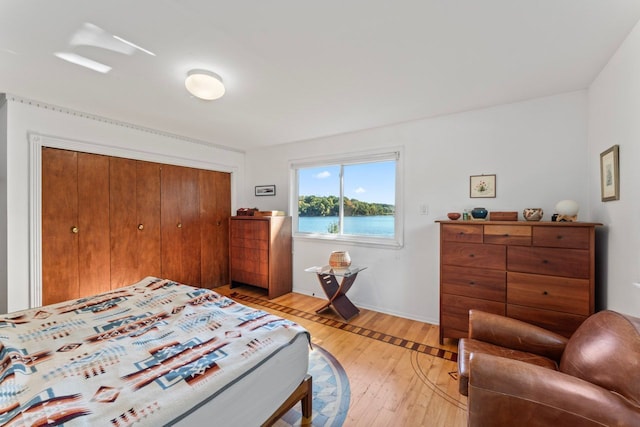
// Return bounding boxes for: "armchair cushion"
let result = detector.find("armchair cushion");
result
[457,310,568,395]
[468,352,640,427]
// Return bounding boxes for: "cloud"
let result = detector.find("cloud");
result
[314,171,331,179]
[355,187,366,194]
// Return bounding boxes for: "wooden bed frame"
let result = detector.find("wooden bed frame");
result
[262,375,313,426]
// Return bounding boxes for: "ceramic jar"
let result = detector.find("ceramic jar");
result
[471,207,488,219]
[329,251,351,270]
[523,208,544,221]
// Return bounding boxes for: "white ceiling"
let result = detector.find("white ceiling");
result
[2,1,640,151]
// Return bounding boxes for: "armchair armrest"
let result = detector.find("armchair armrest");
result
[469,310,568,362]
[468,353,640,427]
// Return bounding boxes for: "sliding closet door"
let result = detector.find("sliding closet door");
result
[161,164,202,286]
[77,152,111,297]
[200,170,231,288]
[42,148,110,304]
[110,158,161,288]
[42,148,80,305]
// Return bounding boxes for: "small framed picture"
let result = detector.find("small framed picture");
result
[600,145,619,201]
[255,184,276,196]
[470,174,496,198]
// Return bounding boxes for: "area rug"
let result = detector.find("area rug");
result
[275,345,351,427]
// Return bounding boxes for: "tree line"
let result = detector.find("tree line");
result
[298,195,395,217]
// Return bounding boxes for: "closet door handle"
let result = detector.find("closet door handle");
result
[138,224,144,230]
[71,226,79,234]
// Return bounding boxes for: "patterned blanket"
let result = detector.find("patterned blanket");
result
[0,277,309,426]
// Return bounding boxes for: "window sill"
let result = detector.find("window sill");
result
[293,232,403,249]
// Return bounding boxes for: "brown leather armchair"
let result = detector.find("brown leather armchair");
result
[458,309,640,426]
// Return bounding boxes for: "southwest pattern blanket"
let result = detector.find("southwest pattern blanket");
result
[0,277,309,426]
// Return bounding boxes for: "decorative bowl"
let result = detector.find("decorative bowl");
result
[471,207,488,219]
[447,212,461,220]
[329,251,351,270]
[523,208,544,221]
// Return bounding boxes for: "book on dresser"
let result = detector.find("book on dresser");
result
[437,220,601,344]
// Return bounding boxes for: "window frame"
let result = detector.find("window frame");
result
[289,147,404,249]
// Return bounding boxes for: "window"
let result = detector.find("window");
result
[291,149,403,247]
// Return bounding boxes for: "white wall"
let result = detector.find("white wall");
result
[3,95,245,313]
[245,91,589,324]
[588,19,640,317]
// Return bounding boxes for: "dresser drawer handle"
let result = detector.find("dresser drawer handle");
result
[503,233,510,237]
[469,254,475,258]
[542,291,549,295]
[542,259,549,264]
[469,281,476,285]
[557,235,563,239]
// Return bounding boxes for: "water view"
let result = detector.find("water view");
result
[298,215,394,237]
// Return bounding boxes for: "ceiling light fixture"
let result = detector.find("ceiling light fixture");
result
[185,69,225,100]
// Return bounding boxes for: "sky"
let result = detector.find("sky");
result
[298,160,396,205]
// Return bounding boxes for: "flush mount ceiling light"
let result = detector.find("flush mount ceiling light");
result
[185,69,225,100]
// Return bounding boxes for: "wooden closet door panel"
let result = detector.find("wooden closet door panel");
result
[161,165,201,286]
[109,158,162,288]
[200,170,230,288]
[110,157,138,288]
[136,161,162,280]
[77,152,111,298]
[42,148,79,305]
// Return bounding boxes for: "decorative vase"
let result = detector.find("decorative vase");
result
[329,251,351,271]
[523,208,544,221]
[470,207,488,220]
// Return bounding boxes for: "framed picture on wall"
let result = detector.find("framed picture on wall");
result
[255,184,276,196]
[470,174,496,198]
[600,145,620,201]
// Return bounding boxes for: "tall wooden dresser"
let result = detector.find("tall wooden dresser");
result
[437,220,600,344]
[229,216,292,299]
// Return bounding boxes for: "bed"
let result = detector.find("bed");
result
[0,277,311,426]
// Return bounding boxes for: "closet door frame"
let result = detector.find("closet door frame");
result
[29,132,237,308]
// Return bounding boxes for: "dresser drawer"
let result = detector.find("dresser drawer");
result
[532,226,590,249]
[507,305,587,338]
[507,246,590,279]
[441,294,505,335]
[507,272,590,316]
[230,220,269,241]
[231,269,268,288]
[230,248,268,273]
[441,265,505,302]
[441,224,483,243]
[442,242,506,270]
[484,225,531,246]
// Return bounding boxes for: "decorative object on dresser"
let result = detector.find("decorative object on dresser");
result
[437,220,601,344]
[470,207,488,219]
[447,212,461,220]
[469,174,496,198]
[522,208,543,221]
[229,215,292,299]
[600,144,620,202]
[554,199,579,222]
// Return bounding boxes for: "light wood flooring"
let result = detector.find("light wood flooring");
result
[216,284,467,427]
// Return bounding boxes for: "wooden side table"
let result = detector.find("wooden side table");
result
[305,265,366,320]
